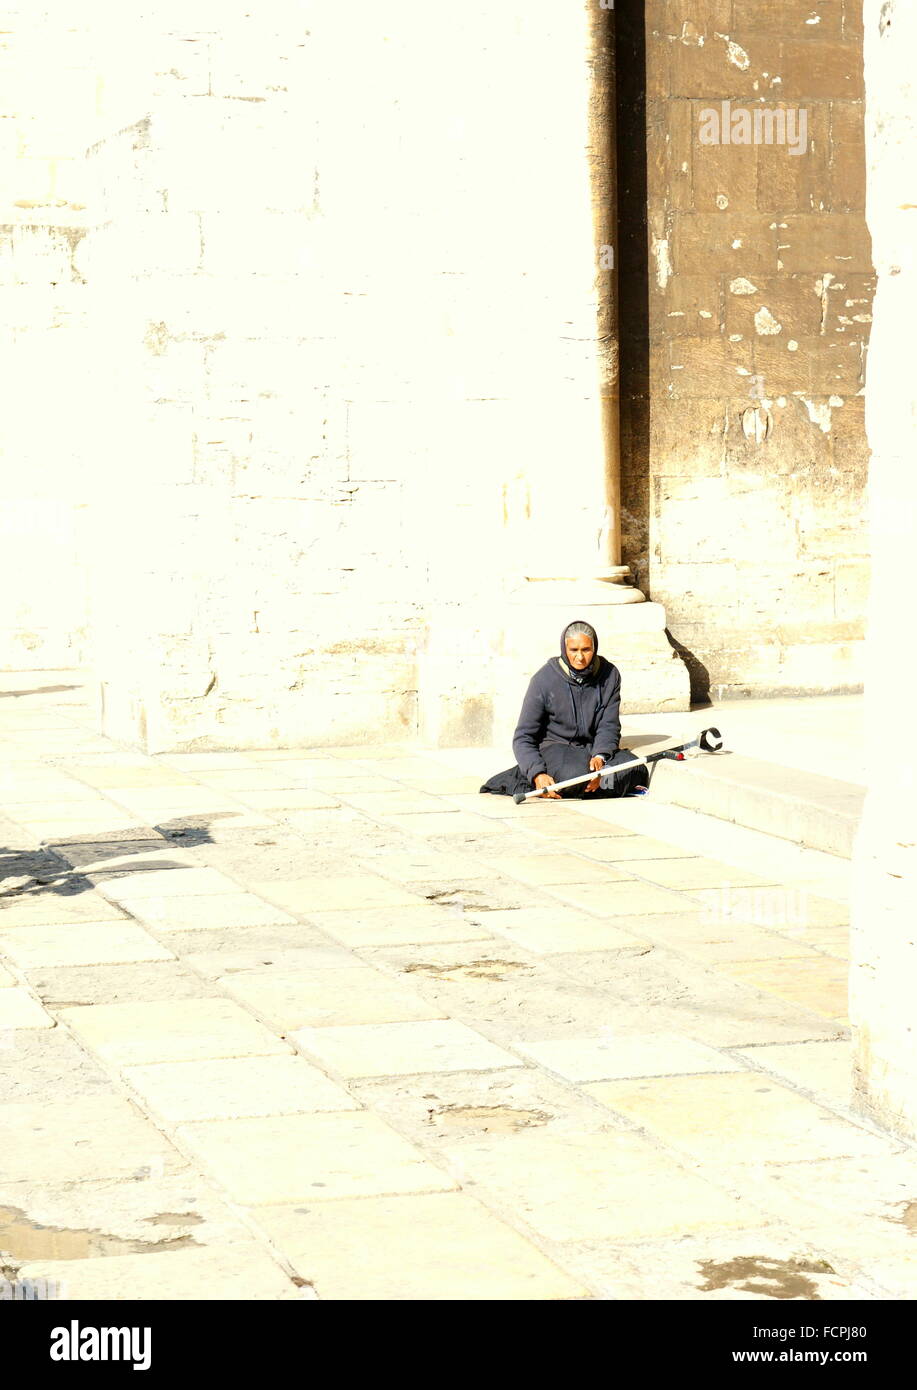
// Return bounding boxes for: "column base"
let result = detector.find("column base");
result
[418,578,691,748]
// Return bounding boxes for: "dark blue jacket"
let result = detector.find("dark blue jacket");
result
[512,656,622,783]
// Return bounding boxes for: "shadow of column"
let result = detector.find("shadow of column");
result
[615,0,651,599]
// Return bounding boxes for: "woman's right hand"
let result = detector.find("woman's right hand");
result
[534,773,562,800]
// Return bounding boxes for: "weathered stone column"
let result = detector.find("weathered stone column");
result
[74,2,686,753]
[850,0,917,1139]
[420,1,690,746]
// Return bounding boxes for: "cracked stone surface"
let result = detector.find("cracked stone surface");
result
[0,684,914,1300]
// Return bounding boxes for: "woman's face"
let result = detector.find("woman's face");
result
[565,633,594,670]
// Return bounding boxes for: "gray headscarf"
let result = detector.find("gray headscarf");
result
[558,620,601,685]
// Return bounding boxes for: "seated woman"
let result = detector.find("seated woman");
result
[481,620,645,800]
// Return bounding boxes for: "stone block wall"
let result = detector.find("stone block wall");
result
[0,14,155,672]
[620,0,872,700]
[0,3,875,728]
[0,21,95,670]
[0,223,91,670]
[75,5,624,750]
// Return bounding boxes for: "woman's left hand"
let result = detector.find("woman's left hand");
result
[584,755,605,794]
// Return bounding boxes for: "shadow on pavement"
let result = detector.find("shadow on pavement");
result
[0,814,235,900]
[0,685,84,699]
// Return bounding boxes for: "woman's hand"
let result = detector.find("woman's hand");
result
[584,755,605,794]
[534,773,562,800]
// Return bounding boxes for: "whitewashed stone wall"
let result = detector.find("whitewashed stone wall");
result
[0,22,92,669]
[0,3,874,733]
[71,3,668,750]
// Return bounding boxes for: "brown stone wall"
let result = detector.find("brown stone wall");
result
[621,0,872,700]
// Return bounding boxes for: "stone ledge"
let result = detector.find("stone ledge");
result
[650,751,863,859]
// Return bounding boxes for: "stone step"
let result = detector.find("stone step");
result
[644,748,863,860]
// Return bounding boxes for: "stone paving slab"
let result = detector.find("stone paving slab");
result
[5,811,148,838]
[774,922,851,955]
[220,964,445,1028]
[350,1067,617,1149]
[177,1111,458,1205]
[489,854,635,886]
[280,809,374,837]
[0,922,174,969]
[156,812,280,837]
[106,790,251,816]
[154,753,259,770]
[0,1171,256,1257]
[342,756,467,779]
[397,776,485,796]
[734,1040,854,1108]
[187,768,319,792]
[26,962,223,1008]
[252,1191,590,1300]
[400,878,530,912]
[221,788,341,810]
[52,842,194,873]
[689,887,849,927]
[1,780,126,803]
[715,957,849,1022]
[16,1246,303,1300]
[716,1152,917,1265]
[252,875,430,914]
[184,942,358,978]
[442,1128,761,1242]
[0,964,15,986]
[360,941,638,1044]
[97,867,243,901]
[583,1073,894,1164]
[59,998,290,1066]
[557,1227,879,1301]
[156,923,337,960]
[0,732,113,754]
[242,755,356,774]
[552,947,847,1048]
[855,1251,917,1300]
[625,915,822,966]
[389,812,509,838]
[445,793,535,818]
[124,1054,358,1122]
[0,986,54,1029]
[339,791,459,817]
[356,850,495,883]
[548,881,701,916]
[302,775,407,797]
[627,859,781,891]
[293,1019,525,1079]
[0,787,120,811]
[0,1095,187,1183]
[516,1033,747,1083]
[61,765,198,789]
[0,815,41,850]
[472,906,646,955]
[563,834,697,861]
[1,894,131,932]
[0,1030,116,1104]
[50,826,168,846]
[514,814,635,841]
[115,892,300,932]
[183,834,351,882]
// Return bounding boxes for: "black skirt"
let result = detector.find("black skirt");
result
[480,746,645,799]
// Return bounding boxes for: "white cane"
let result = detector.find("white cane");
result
[513,727,723,804]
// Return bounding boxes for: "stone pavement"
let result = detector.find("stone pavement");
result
[632,696,867,861]
[1,674,915,1302]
